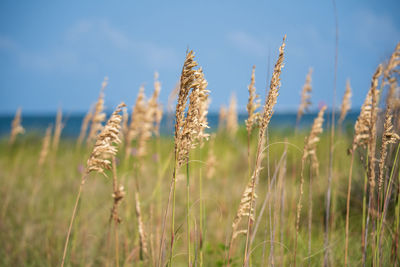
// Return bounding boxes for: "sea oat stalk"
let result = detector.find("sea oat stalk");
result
[227,35,285,267]
[109,156,125,267]
[77,106,93,148]
[376,78,400,265]
[158,50,199,267]
[245,66,260,176]
[38,125,52,167]
[296,68,313,128]
[344,65,382,266]
[9,108,25,145]
[87,77,107,146]
[52,108,64,153]
[294,106,326,266]
[61,102,125,267]
[226,94,238,138]
[218,105,227,132]
[338,80,352,131]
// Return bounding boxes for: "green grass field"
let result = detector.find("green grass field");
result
[1,125,397,266]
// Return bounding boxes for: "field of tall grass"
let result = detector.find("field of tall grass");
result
[1,38,400,267]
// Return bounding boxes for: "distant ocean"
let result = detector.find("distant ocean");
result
[0,111,359,138]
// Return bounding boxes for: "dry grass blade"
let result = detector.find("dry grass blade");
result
[383,42,400,81]
[87,102,126,176]
[125,86,151,159]
[378,78,400,191]
[149,72,163,136]
[231,178,259,240]
[206,134,216,179]
[218,105,227,131]
[366,65,383,190]
[246,65,260,135]
[226,94,238,138]
[87,77,108,146]
[294,105,326,266]
[352,66,383,152]
[158,50,200,267]
[38,125,52,167]
[175,50,198,146]
[77,105,93,148]
[258,35,286,141]
[9,107,25,145]
[135,191,149,260]
[303,106,326,173]
[121,106,129,144]
[176,52,204,168]
[196,68,210,145]
[296,68,313,126]
[339,79,352,128]
[61,102,125,267]
[344,66,382,267]
[231,35,285,267]
[52,108,64,153]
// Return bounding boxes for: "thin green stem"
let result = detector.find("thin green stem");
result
[294,157,306,267]
[158,156,178,267]
[308,158,313,267]
[377,143,400,265]
[169,159,178,267]
[344,151,355,267]
[199,148,204,267]
[362,149,369,267]
[61,173,88,267]
[395,159,400,266]
[187,158,191,266]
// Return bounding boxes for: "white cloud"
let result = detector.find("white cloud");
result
[354,9,400,49]
[64,19,179,68]
[227,31,267,57]
[0,19,179,73]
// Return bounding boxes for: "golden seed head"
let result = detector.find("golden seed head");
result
[52,108,64,152]
[218,105,227,131]
[87,77,108,145]
[303,106,326,174]
[174,50,211,167]
[226,94,238,137]
[9,107,25,145]
[352,65,383,150]
[38,125,52,166]
[339,79,352,125]
[246,65,260,134]
[87,103,126,176]
[259,35,286,140]
[77,105,93,147]
[297,68,313,124]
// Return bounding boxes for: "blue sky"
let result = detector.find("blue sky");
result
[0,0,399,114]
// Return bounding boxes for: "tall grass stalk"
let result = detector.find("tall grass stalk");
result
[265,131,275,266]
[294,157,306,267]
[307,160,313,266]
[61,103,124,267]
[157,158,177,267]
[324,1,338,265]
[243,35,285,267]
[169,160,179,266]
[394,163,400,266]
[344,152,355,266]
[198,148,204,267]
[111,157,120,267]
[361,152,369,267]
[61,173,87,267]
[186,159,191,266]
[376,143,400,265]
